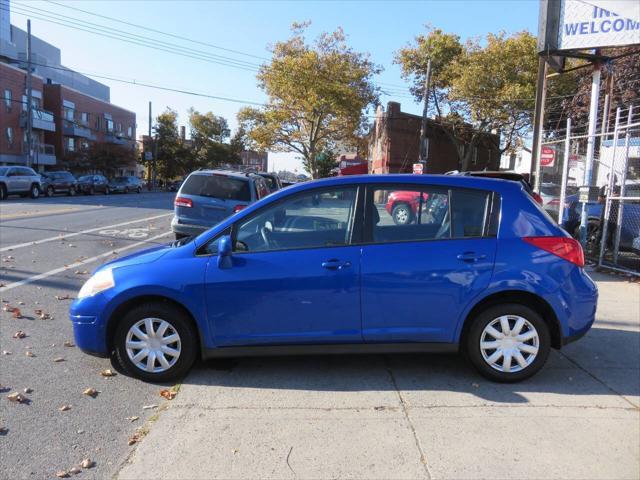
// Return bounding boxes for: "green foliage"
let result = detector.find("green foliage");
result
[237,23,380,179]
[61,142,135,176]
[315,150,336,178]
[188,109,239,167]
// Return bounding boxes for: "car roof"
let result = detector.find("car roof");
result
[189,169,256,181]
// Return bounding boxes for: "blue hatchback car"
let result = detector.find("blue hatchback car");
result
[70,175,598,383]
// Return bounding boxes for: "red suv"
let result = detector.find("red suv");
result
[385,190,429,225]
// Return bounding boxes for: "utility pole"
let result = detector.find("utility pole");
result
[26,19,33,168]
[419,58,432,168]
[530,56,548,191]
[147,101,153,190]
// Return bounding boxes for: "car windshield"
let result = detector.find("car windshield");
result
[181,174,251,201]
[78,175,92,181]
[261,176,277,190]
[112,177,128,184]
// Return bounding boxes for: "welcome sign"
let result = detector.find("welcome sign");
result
[557,0,640,50]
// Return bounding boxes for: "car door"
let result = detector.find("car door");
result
[361,184,498,343]
[6,168,21,192]
[13,168,30,192]
[204,185,363,347]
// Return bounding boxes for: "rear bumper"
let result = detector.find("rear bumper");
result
[171,216,208,236]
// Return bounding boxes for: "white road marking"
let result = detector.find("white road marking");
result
[0,231,173,293]
[0,212,172,253]
[98,227,150,239]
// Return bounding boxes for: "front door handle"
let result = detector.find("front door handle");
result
[457,252,487,263]
[322,259,352,270]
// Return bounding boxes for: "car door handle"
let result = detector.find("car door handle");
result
[457,252,487,263]
[322,259,352,270]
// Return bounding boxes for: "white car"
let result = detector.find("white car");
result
[0,166,42,200]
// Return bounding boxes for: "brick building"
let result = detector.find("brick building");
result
[369,102,501,174]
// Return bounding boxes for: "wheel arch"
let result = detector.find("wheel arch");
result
[459,290,562,349]
[105,294,203,355]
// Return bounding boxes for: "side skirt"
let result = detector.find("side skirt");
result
[202,342,459,360]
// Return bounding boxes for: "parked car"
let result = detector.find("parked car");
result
[0,166,42,200]
[171,170,270,239]
[39,171,78,197]
[447,170,544,205]
[562,181,640,256]
[77,174,110,195]
[384,190,428,225]
[167,179,183,192]
[543,184,578,217]
[71,174,597,383]
[108,176,143,194]
[256,172,282,193]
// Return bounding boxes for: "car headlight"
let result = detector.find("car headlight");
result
[78,269,115,298]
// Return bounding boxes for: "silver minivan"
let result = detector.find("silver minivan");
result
[0,166,42,200]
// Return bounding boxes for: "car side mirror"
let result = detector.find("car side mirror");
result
[217,235,233,269]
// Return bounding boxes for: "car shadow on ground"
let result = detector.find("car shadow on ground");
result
[184,327,639,405]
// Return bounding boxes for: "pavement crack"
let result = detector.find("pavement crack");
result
[286,446,296,477]
[384,356,432,480]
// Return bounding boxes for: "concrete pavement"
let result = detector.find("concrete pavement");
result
[116,270,640,480]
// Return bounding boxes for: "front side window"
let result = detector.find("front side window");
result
[234,186,357,253]
[369,185,492,243]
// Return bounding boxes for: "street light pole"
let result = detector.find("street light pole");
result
[26,19,34,168]
[419,58,432,168]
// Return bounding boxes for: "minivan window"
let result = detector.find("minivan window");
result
[182,174,251,201]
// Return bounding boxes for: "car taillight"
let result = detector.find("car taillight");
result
[523,236,584,267]
[532,192,544,205]
[174,197,192,208]
[233,204,247,213]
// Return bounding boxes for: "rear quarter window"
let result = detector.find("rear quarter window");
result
[450,188,492,238]
[181,174,251,201]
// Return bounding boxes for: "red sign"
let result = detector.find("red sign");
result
[540,147,556,167]
[412,163,424,174]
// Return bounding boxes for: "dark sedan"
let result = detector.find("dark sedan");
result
[77,174,110,195]
[40,171,78,197]
[108,176,143,194]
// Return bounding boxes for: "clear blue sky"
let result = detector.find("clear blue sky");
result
[8,0,539,172]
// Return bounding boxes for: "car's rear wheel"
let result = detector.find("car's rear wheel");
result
[30,183,40,199]
[114,302,198,382]
[89,186,95,195]
[136,186,142,194]
[466,304,550,382]
[68,187,76,196]
[0,183,7,201]
[124,187,129,194]
[392,203,414,225]
[46,186,54,197]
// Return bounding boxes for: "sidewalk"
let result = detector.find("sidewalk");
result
[115,270,640,480]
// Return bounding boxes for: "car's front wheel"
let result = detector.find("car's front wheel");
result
[30,183,40,199]
[466,304,550,382]
[68,187,76,196]
[46,186,54,197]
[114,302,198,382]
[391,203,414,225]
[0,183,7,201]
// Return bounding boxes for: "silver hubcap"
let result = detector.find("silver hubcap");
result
[480,315,539,373]
[395,208,409,223]
[125,318,181,373]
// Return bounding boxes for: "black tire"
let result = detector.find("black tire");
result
[136,186,142,194]
[68,186,76,196]
[124,187,129,194]
[114,302,198,382]
[30,183,40,199]
[89,186,95,195]
[46,186,54,197]
[391,203,414,225]
[574,221,601,259]
[0,183,7,201]
[465,303,551,383]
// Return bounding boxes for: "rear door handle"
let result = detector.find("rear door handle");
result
[322,259,352,270]
[457,252,487,263]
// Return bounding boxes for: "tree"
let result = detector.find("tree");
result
[315,150,337,178]
[153,108,187,179]
[237,22,380,179]
[188,109,239,167]
[395,28,548,169]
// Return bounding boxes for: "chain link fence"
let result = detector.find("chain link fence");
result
[539,104,640,276]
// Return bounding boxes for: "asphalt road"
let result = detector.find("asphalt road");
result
[0,191,177,479]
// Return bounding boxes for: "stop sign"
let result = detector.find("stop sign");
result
[412,163,424,174]
[541,147,556,167]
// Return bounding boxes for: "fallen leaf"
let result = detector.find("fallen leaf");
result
[472,382,480,388]
[2,350,12,355]
[63,341,75,347]
[68,466,81,475]
[83,388,98,398]
[17,301,24,305]
[74,270,89,275]
[23,387,32,394]
[55,471,69,478]
[126,416,139,422]
[59,405,72,412]
[53,357,65,363]
[80,458,94,469]
[100,369,116,377]
[25,351,35,357]
[7,392,27,403]
[127,432,140,445]
[2,304,14,312]
[13,330,26,339]
[142,404,157,410]
[160,389,177,400]
[77,429,84,434]
[0,426,7,434]
[55,294,71,301]
[11,309,22,319]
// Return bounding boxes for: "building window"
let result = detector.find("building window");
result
[65,137,75,152]
[95,117,101,130]
[81,112,89,125]
[6,127,14,148]
[127,126,133,138]
[4,89,11,112]
[64,107,75,121]
[106,119,114,133]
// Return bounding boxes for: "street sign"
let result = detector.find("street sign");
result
[412,163,424,175]
[541,146,556,167]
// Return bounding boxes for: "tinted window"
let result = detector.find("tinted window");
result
[182,174,251,201]
[17,167,35,176]
[450,189,491,238]
[79,175,92,181]
[235,187,357,252]
[370,187,450,243]
[0,167,8,176]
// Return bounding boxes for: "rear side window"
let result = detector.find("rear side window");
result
[450,189,491,238]
[181,174,251,201]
